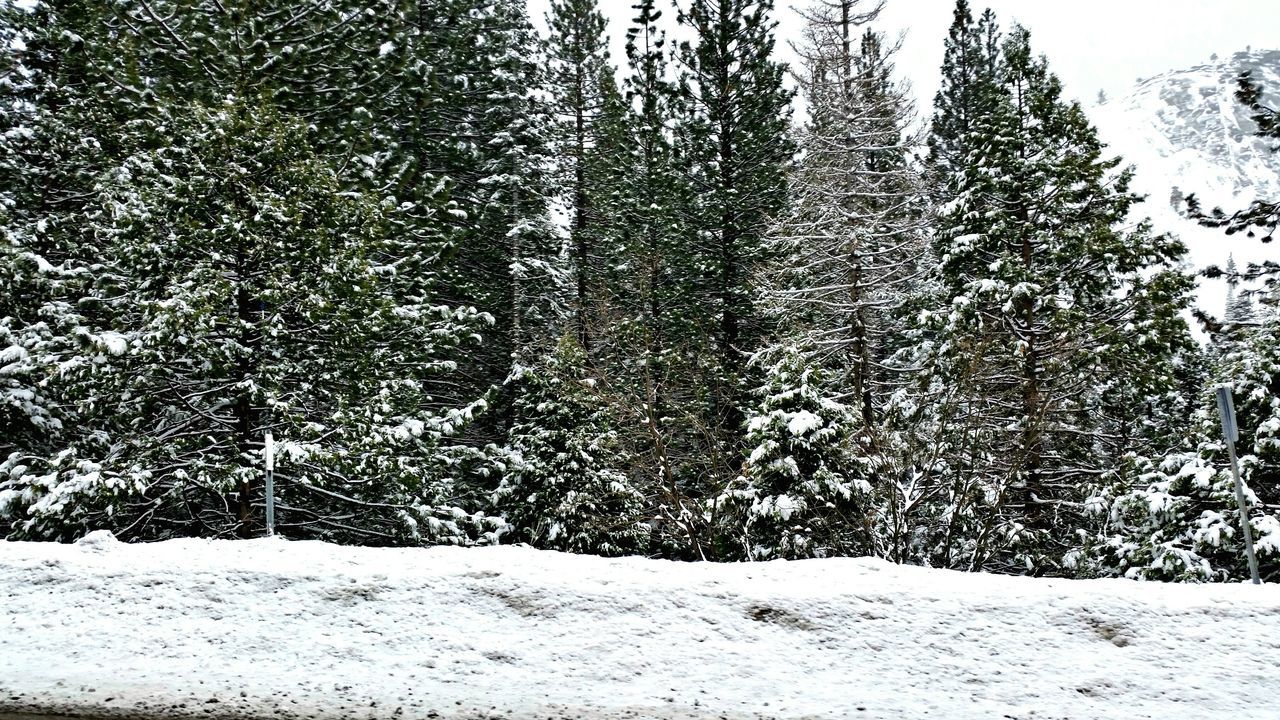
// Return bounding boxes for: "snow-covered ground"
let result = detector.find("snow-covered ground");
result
[2,534,1278,720]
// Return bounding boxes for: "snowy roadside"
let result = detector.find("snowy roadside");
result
[2,533,1277,720]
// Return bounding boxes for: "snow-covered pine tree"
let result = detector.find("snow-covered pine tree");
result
[497,335,647,556]
[0,239,57,460]
[627,0,699,546]
[1215,255,1257,346]
[614,0,691,341]
[1,1,63,458]
[673,0,795,513]
[758,0,932,564]
[0,103,497,544]
[915,21,1196,574]
[434,0,564,447]
[0,0,119,462]
[716,344,874,560]
[1086,303,1280,582]
[558,0,713,560]
[545,0,614,351]
[80,0,559,422]
[86,0,398,162]
[926,0,1000,195]
[771,0,927,429]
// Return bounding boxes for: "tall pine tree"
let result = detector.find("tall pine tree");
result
[0,102,497,544]
[545,0,613,351]
[673,0,795,528]
[912,16,1196,574]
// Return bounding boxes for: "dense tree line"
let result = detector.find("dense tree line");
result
[1,0,1275,581]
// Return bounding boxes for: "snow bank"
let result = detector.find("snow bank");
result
[2,535,1278,720]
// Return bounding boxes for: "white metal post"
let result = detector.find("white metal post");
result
[264,432,275,537]
[1216,385,1261,585]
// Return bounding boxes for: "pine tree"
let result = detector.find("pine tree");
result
[1221,255,1257,341]
[1086,306,1280,582]
[927,0,1001,192]
[717,345,874,560]
[435,0,564,437]
[0,103,496,544]
[0,0,599,543]
[673,0,795,503]
[571,0,712,559]
[73,0,558,416]
[497,335,648,556]
[0,0,118,461]
[85,0,398,158]
[545,0,614,351]
[913,22,1197,574]
[771,1,927,429]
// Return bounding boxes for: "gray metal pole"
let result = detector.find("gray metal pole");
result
[1223,438,1260,585]
[1216,386,1261,585]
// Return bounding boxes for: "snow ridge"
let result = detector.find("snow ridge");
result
[2,537,1278,720]
[1093,49,1280,315]
[1096,49,1280,207]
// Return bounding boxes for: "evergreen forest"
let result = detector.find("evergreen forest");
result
[3,0,1278,582]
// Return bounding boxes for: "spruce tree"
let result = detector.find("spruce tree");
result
[927,1,1001,193]
[0,0,118,461]
[545,0,614,351]
[0,103,496,544]
[717,344,874,560]
[1086,305,1280,582]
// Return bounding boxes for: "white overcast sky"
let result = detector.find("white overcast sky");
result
[529,0,1280,109]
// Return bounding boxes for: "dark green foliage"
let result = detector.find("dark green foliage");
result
[672,0,796,516]
[545,0,613,350]
[927,0,1001,191]
[912,14,1198,574]
[0,103,495,544]
[0,0,119,461]
[498,336,648,556]
[717,345,875,560]
[1086,308,1280,582]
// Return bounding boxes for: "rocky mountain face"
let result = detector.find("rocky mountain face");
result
[1092,49,1280,320]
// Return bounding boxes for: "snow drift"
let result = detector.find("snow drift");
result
[2,534,1277,720]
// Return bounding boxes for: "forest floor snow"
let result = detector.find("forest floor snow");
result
[1,533,1277,720]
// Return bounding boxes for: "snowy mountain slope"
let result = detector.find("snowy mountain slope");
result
[2,535,1278,720]
[1092,49,1280,318]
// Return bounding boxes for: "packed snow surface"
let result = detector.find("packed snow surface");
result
[2,534,1279,720]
